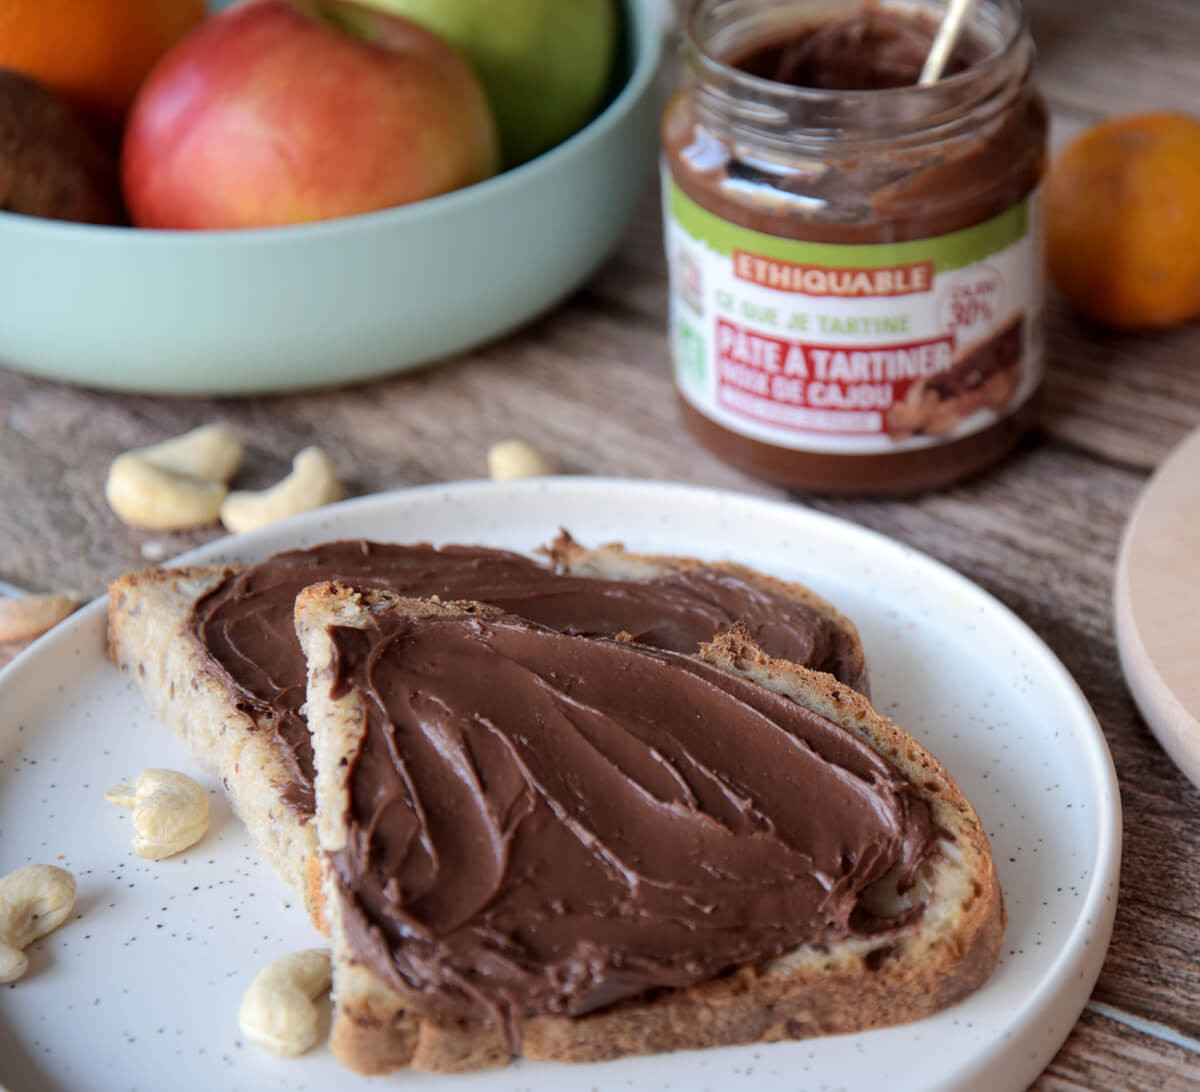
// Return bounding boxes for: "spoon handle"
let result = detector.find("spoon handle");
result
[919,0,979,85]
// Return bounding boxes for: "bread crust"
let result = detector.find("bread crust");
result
[297,585,1004,1076]
[543,530,869,694]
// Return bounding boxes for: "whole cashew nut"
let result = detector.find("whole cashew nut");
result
[105,769,210,860]
[106,424,244,531]
[0,864,77,984]
[238,948,332,1057]
[105,457,229,531]
[219,446,343,534]
[487,439,554,480]
[0,594,80,642]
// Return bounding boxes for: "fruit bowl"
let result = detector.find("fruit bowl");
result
[0,0,662,395]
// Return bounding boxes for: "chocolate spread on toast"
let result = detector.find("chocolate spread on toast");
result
[323,609,934,1044]
[191,540,863,814]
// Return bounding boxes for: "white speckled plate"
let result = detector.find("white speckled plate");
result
[0,479,1120,1092]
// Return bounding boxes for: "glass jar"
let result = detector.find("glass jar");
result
[662,0,1047,493]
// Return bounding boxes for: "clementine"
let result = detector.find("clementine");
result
[0,0,207,126]
[1047,112,1200,329]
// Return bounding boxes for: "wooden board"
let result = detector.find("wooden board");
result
[1115,425,1200,787]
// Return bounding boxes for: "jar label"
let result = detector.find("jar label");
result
[663,174,1045,454]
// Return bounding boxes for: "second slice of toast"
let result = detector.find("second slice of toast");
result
[296,583,1004,1076]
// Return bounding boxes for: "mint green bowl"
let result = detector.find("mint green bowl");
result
[0,0,661,395]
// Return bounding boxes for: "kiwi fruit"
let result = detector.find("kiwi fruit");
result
[0,66,124,226]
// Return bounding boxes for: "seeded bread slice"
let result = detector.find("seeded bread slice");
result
[296,584,1004,1077]
[106,537,871,928]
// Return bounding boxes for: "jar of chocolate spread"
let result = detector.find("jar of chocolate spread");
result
[662,0,1047,493]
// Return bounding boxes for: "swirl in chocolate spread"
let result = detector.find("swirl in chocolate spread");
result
[325,611,934,1045]
[190,540,863,814]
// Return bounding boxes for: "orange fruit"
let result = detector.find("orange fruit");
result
[1046,112,1200,329]
[0,0,207,125]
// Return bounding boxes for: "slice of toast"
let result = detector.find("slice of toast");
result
[296,584,1004,1076]
[107,537,869,922]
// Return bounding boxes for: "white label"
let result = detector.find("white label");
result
[664,172,1045,454]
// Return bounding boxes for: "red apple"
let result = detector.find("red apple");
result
[121,0,500,229]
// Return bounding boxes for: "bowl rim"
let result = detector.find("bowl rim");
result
[0,0,664,246]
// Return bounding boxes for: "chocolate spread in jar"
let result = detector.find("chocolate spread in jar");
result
[191,539,864,815]
[732,9,979,91]
[662,1,1047,493]
[325,609,935,1045]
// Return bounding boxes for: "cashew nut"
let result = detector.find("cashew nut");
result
[487,439,554,480]
[238,948,332,1057]
[105,768,210,860]
[105,424,244,531]
[106,457,229,530]
[219,446,343,534]
[0,864,76,984]
[125,423,244,481]
[0,593,80,642]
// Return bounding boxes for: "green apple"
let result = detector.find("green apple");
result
[358,0,618,167]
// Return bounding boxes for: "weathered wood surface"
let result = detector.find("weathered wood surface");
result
[4,1,1200,1086]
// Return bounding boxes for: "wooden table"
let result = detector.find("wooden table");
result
[2,1,1199,1086]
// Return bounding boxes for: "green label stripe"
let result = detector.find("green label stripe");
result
[668,181,1027,273]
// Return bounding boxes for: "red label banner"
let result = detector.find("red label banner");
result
[714,318,955,434]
